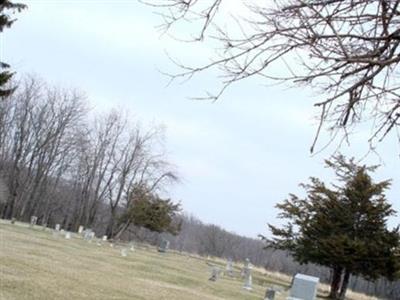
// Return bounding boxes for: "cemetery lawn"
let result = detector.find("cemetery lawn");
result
[0,220,372,300]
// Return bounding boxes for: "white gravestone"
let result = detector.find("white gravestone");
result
[289,274,319,300]
[242,258,253,291]
[78,225,84,234]
[65,232,71,239]
[121,248,128,257]
[102,235,107,241]
[226,259,234,276]
[55,224,61,231]
[30,216,38,227]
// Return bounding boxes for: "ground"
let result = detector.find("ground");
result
[0,220,376,300]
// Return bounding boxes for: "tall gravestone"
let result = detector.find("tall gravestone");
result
[289,273,319,300]
[30,216,38,227]
[242,258,253,291]
[226,258,234,276]
[78,225,84,234]
[158,238,170,253]
[55,224,61,231]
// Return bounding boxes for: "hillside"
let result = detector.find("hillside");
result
[0,220,377,300]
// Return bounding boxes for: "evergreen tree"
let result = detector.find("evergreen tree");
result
[0,1,26,98]
[115,184,181,239]
[267,155,400,299]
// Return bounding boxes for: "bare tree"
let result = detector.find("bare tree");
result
[0,77,87,220]
[145,0,400,152]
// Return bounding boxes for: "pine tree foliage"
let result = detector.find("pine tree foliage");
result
[118,184,181,236]
[266,155,400,299]
[0,0,26,98]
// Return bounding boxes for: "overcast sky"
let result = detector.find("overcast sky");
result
[3,0,399,238]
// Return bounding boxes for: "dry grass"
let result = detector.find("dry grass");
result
[0,220,377,300]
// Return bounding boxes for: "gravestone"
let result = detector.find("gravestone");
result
[242,258,253,291]
[65,232,71,239]
[264,288,276,300]
[102,235,107,241]
[30,216,38,227]
[78,225,84,234]
[289,273,319,300]
[226,258,234,276]
[121,248,128,257]
[83,229,94,241]
[55,224,61,231]
[209,266,220,282]
[158,238,170,253]
[129,243,135,252]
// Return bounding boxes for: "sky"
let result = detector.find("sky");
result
[2,0,399,238]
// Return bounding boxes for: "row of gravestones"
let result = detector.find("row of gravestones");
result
[209,257,320,300]
[209,258,253,290]
[27,215,166,254]
[25,216,320,300]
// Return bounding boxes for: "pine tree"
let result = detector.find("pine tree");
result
[0,1,26,98]
[114,184,181,239]
[267,155,400,299]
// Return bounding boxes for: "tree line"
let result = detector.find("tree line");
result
[0,76,179,239]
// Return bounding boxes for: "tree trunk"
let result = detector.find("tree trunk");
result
[329,266,343,299]
[105,215,115,239]
[339,269,351,300]
[113,221,131,240]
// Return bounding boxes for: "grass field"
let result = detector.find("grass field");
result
[0,220,377,300]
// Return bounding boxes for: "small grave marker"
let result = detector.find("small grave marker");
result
[65,232,71,239]
[121,248,128,257]
[78,225,84,234]
[55,224,61,231]
[83,229,95,242]
[264,288,276,300]
[209,266,220,282]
